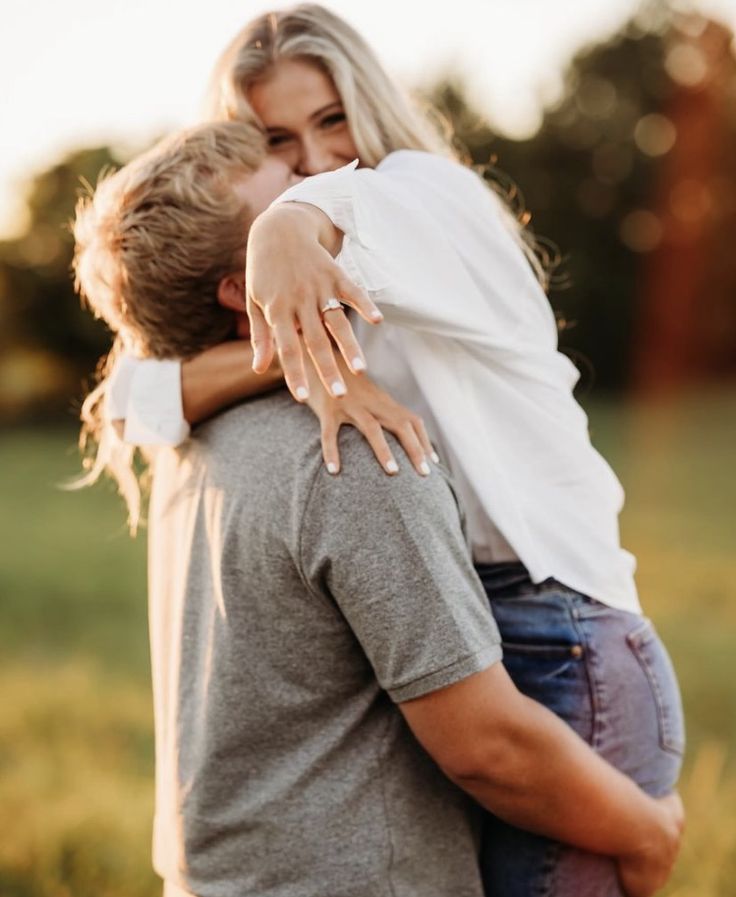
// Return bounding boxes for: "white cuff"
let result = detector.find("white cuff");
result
[106,355,190,446]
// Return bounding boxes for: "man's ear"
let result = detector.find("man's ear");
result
[217,271,247,312]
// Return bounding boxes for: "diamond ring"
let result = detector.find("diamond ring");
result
[320,298,343,315]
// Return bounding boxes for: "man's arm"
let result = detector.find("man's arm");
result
[300,434,682,897]
[400,662,683,896]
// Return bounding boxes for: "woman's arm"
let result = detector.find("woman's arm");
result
[182,338,436,476]
[113,338,435,474]
[181,340,283,425]
[245,154,556,401]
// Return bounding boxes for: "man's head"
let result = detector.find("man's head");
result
[73,121,298,359]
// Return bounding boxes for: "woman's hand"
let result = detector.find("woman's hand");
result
[245,202,383,401]
[304,356,438,477]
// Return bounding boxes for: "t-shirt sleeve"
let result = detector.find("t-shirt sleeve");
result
[298,429,502,703]
[106,353,190,447]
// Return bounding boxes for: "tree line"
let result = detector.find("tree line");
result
[2,3,734,422]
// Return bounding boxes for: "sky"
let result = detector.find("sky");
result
[1,0,734,238]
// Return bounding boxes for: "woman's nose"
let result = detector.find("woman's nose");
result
[296,137,335,176]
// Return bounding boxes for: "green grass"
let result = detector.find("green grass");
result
[0,389,734,896]
[0,430,149,678]
[0,428,155,897]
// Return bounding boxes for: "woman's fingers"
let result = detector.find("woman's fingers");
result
[412,415,440,464]
[352,414,399,475]
[321,308,367,375]
[320,419,341,476]
[334,273,383,325]
[392,422,431,477]
[247,300,275,374]
[272,319,310,401]
[300,309,347,398]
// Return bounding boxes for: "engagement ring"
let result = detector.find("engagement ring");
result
[320,298,342,314]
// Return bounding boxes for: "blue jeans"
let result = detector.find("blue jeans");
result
[475,563,686,897]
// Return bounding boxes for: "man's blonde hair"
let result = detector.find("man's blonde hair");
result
[74,120,266,359]
[71,120,266,531]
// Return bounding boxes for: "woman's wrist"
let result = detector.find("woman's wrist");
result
[251,202,342,257]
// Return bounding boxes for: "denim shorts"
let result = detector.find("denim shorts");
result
[475,562,686,897]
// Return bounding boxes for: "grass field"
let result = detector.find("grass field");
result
[0,389,734,896]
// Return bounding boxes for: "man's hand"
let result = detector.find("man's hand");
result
[245,203,383,401]
[400,664,685,887]
[617,793,685,897]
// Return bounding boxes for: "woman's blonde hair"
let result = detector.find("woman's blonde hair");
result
[72,121,266,531]
[204,4,452,167]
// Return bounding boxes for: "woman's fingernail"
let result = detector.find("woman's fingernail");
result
[331,381,347,397]
[371,308,383,321]
[326,462,339,475]
[419,461,431,476]
[296,386,309,401]
[430,451,440,464]
[352,356,366,372]
[386,459,399,474]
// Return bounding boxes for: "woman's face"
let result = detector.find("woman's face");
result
[247,58,360,176]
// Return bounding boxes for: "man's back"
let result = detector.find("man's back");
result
[148,391,501,897]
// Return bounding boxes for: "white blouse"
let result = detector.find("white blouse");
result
[108,149,640,614]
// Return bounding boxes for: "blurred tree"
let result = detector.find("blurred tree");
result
[431,1,736,393]
[0,146,122,419]
[2,1,735,421]
[633,16,736,392]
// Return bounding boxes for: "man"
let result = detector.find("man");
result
[74,121,682,897]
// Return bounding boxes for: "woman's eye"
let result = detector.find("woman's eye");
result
[267,134,292,148]
[320,113,346,129]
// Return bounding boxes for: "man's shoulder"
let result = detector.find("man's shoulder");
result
[169,392,464,531]
[312,425,463,530]
[197,389,312,448]
[178,390,323,488]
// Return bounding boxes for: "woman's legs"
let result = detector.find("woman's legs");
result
[475,564,685,897]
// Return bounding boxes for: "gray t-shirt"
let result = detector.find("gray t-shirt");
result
[148,391,502,897]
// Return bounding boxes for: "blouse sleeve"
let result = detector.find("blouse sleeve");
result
[106,353,190,446]
[269,151,558,354]
[271,153,634,609]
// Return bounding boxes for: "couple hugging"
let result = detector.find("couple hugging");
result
[73,5,685,897]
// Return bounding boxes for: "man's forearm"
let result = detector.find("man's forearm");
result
[451,690,669,860]
[401,663,678,866]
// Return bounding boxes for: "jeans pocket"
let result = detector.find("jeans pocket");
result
[626,619,686,758]
[501,641,584,659]
[501,640,592,743]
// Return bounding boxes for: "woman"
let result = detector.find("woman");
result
[90,5,685,896]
